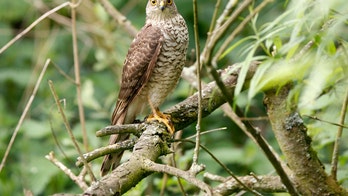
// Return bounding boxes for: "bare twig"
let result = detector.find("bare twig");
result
[304,115,348,129]
[84,64,258,195]
[48,80,96,182]
[96,124,143,137]
[206,0,222,41]
[192,0,202,167]
[70,0,95,182]
[214,0,237,30]
[182,61,291,194]
[71,0,88,152]
[51,61,76,84]
[34,0,72,28]
[76,139,137,167]
[221,104,297,195]
[98,0,138,37]
[46,151,88,190]
[0,2,71,54]
[331,87,348,179]
[182,139,262,196]
[202,0,253,64]
[212,0,273,64]
[48,109,75,165]
[143,159,212,195]
[0,59,50,173]
[206,56,298,195]
[184,127,227,140]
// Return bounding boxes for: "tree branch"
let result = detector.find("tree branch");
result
[143,159,212,195]
[84,123,172,195]
[264,84,347,195]
[167,63,257,131]
[83,64,258,195]
[212,175,286,195]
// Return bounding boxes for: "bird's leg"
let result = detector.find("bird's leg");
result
[146,97,175,134]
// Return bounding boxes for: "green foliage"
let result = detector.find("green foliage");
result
[219,0,348,191]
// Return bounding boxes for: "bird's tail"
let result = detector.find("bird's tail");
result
[100,133,130,176]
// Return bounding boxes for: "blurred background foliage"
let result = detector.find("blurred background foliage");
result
[0,0,347,195]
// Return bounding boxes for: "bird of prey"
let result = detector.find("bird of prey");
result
[101,0,188,176]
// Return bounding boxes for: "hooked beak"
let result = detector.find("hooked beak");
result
[159,0,166,11]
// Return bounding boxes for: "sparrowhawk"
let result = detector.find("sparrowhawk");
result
[101,0,189,176]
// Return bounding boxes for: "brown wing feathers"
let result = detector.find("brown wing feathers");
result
[101,25,163,176]
[111,24,163,125]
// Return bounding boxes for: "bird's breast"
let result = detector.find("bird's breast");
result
[139,16,188,108]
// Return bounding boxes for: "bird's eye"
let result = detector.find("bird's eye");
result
[167,0,172,5]
[150,0,157,5]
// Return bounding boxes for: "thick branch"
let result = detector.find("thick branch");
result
[84,64,257,195]
[264,84,347,195]
[213,175,286,195]
[167,64,257,131]
[84,123,172,195]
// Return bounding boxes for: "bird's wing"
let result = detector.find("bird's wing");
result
[112,24,163,125]
[100,24,163,176]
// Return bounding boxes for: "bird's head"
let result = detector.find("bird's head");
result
[146,0,178,20]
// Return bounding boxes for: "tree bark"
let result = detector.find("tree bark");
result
[84,64,257,195]
[264,84,346,195]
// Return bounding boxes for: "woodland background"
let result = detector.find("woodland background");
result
[0,0,347,195]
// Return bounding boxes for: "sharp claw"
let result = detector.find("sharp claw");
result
[146,111,175,134]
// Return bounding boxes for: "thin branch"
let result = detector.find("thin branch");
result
[167,63,257,131]
[304,115,348,129]
[48,80,96,182]
[48,109,75,165]
[184,127,227,140]
[96,124,143,137]
[0,59,50,173]
[46,151,88,190]
[202,0,253,65]
[160,173,171,196]
[84,64,258,195]
[98,0,138,37]
[76,139,137,167]
[192,0,202,167]
[0,2,71,54]
[240,116,269,121]
[171,131,187,196]
[207,0,222,38]
[221,104,298,195]
[214,0,238,30]
[205,57,298,195]
[181,61,291,194]
[183,61,294,193]
[212,0,273,64]
[51,61,76,84]
[181,139,262,196]
[71,0,88,153]
[331,87,348,179]
[34,0,72,28]
[143,159,212,195]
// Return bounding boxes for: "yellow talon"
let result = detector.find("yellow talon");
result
[146,108,175,134]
